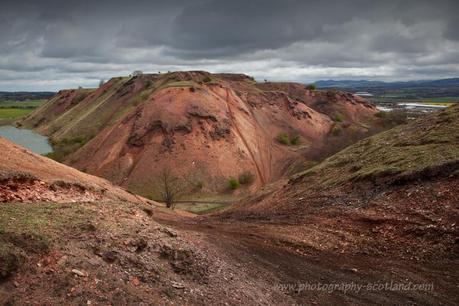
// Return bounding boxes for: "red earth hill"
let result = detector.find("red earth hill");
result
[0,137,147,204]
[20,71,378,196]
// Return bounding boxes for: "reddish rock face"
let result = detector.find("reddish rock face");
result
[0,138,149,204]
[21,71,378,196]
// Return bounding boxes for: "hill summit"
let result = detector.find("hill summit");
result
[20,71,378,196]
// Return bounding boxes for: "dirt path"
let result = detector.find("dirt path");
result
[153,208,458,305]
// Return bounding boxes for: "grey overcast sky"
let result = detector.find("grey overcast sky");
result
[1,0,458,90]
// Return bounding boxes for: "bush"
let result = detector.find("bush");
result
[334,113,346,122]
[193,180,204,191]
[238,171,255,185]
[290,134,301,145]
[375,111,387,118]
[228,178,240,190]
[202,76,212,83]
[276,132,301,146]
[277,132,290,145]
[306,84,316,90]
[331,124,342,136]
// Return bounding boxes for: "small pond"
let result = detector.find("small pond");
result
[0,126,53,155]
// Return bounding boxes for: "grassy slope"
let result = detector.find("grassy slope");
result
[294,104,459,188]
[20,74,203,162]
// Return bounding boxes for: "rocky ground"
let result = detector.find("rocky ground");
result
[1,200,457,305]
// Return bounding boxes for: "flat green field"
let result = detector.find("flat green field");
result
[0,99,46,125]
[0,108,33,119]
[0,99,46,108]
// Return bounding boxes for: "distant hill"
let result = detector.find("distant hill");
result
[0,91,56,101]
[315,78,459,98]
[315,78,459,89]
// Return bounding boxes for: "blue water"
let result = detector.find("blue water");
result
[0,126,53,154]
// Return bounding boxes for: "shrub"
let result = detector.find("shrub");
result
[331,124,342,136]
[202,76,212,83]
[276,132,301,146]
[193,180,204,191]
[306,84,316,90]
[334,113,346,122]
[277,132,290,145]
[290,134,301,145]
[238,171,255,185]
[228,178,240,190]
[375,111,387,118]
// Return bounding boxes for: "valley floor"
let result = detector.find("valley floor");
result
[1,200,457,305]
[154,208,458,305]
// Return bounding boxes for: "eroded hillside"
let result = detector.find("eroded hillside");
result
[217,105,459,260]
[0,137,146,204]
[19,71,378,197]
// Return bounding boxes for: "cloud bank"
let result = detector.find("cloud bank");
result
[1,0,458,90]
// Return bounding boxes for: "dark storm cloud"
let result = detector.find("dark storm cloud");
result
[0,0,458,90]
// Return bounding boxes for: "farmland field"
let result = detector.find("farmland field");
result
[0,99,46,124]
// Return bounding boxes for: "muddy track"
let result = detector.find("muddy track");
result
[153,210,458,305]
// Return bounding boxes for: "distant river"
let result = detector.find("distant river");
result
[0,126,53,154]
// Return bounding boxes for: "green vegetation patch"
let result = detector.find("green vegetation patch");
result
[276,132,301,146]
[295,105,459,188]
[0,202,104,280]
[45,136,91,162]
[0,108,33,119]
[0,99,46,109]
[174,202,229,215]
[228,178,240,190]
[238,171,255,185]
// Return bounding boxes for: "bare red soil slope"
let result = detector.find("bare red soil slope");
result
[217,105,459,260]
[0,137,147,204]
[20,71,377,196]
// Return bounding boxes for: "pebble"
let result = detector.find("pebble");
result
[72,269,86,277]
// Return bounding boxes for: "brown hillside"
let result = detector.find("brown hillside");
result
[20,71,378,196]
[0,137,147,204]
[216,105,459,260]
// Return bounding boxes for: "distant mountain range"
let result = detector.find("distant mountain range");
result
[0,91,55,101]
[314,78,459,98]
[314,78,459,89]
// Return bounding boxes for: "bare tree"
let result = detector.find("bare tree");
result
[99,79,105,88]
[157,166,183,209]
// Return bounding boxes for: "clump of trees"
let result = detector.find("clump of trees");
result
[306,84,316,90]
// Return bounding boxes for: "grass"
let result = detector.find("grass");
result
[157,80,196,91]
[0,99,46,109]
[0,108,34,119]
[174,202,230,215]
[45,136,90,162]
[294,105,459,188]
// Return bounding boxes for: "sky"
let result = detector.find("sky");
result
[1,0,458,91]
